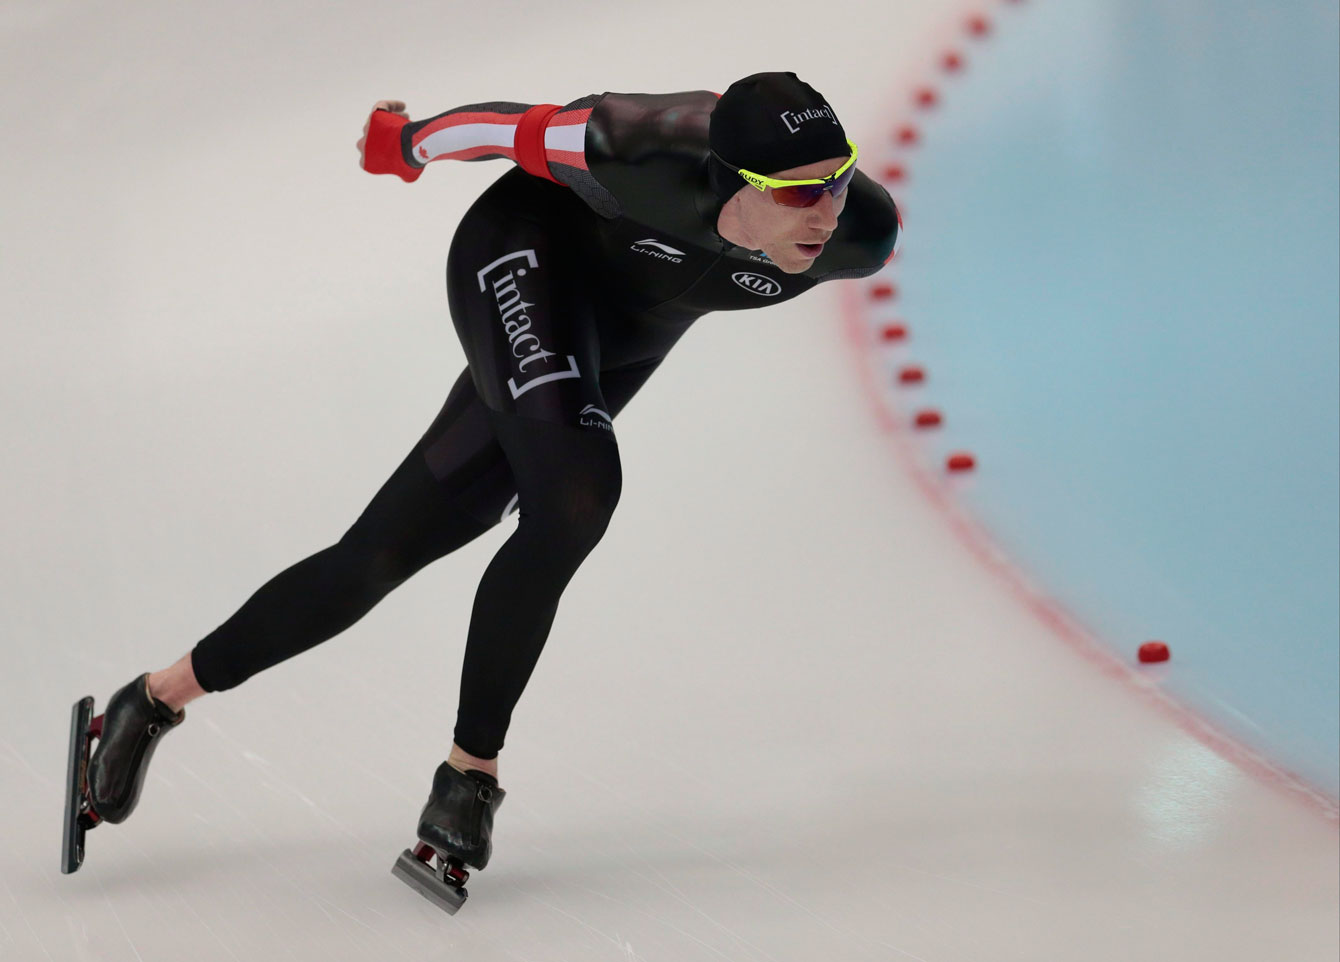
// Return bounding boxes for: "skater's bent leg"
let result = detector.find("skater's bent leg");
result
[453,411,622,761]
[189,438,500,693]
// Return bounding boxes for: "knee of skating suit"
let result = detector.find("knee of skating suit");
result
[417,762,507,870]
[86,674,186,823]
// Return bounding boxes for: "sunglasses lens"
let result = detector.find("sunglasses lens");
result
[769,164,857,208]
[831,164,856,195]
[771,184,826,207]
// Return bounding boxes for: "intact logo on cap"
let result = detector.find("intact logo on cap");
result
[780,103,838,134]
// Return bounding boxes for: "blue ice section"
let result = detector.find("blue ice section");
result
[896,0,1339,797]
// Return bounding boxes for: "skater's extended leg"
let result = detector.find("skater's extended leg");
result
[189,369,515,693]
[80,372,515,838]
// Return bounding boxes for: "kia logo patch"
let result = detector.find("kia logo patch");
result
[731,272,782,297]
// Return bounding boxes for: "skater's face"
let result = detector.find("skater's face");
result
[727,154,850,274]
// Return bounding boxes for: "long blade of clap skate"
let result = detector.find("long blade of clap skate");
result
[62,697,94,874]
[391,850,467,914]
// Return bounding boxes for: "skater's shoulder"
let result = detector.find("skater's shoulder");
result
[576,90,719,235]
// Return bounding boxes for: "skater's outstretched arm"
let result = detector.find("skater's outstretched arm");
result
[354,90,735,225]
[356,95,598,188]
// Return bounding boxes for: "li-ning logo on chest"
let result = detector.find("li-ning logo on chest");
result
[629,238,686,263]
[476,250,582,399]
[731,271,782,297]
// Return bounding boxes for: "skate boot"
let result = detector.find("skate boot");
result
[390,761,506,914]
[87,673,187,823]
[62,673,186,873]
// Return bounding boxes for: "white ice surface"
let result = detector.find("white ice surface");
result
[1,1,1336,960]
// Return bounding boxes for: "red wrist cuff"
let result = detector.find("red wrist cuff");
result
[363,110,423,183]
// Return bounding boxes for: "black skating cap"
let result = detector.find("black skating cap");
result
[707,71,849,202]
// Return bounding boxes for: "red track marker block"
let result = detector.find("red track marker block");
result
[895,125,920,146]
[914,87,939,109]
[880,323,908,342]
[899,365,925,384]
[1138,641,1170,663]
[966,14,991,36]
[942,51,965,72]
[914,409,943,428]
[946,452,976,472]
[882,163,907,183]
[870,282,897,301]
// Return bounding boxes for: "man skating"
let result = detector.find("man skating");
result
[63,71,900,911]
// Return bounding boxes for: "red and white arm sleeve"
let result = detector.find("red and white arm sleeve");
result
[362,99,597,185]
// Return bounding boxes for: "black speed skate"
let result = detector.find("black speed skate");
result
[391,761,506,914]
[61,673,186,874]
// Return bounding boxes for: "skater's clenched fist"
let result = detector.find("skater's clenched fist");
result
[357,100,408,162]
[358,100,422,183]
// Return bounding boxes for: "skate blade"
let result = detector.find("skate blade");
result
[62,696,95,874]
[391,849,468,914]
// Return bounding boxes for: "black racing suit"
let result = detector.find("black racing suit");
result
[190,90,900,759]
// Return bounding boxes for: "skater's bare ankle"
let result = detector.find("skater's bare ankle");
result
[447,743,498,779]
[146,652,206,713]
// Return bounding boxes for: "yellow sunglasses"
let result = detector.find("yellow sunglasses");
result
[713,138,859,207]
